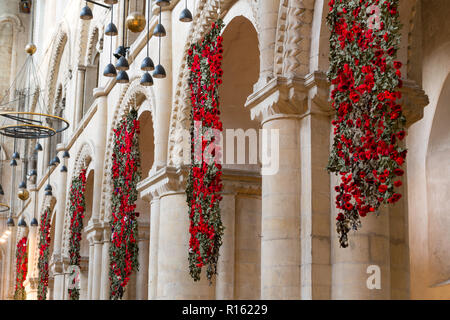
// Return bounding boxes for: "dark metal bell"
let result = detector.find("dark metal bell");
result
[60,165,68,173]
[18,181,27,189]
[63,151,70,159]
[80,5,93,20]
[116,70,129,83]
[12,152,20,160]
[116,56,129,71]
[45,184,52,192]
[30,217,38,227]
[105,22,118,36]
[52,156,61,165]
[35,142,43,151]
[18,217,27,228]
[113,46,127,59]
[29,169,37,177]
[10,159,17,166]
[155,0,170,7]
[153,64,166,79]
[7,217,14,227]
[104,63,117,77]
[140,72,154,87]
[45,190,53,196]
[141,57,155,71]
[153,23,166,37]
[0,184,4,195]
[179,8,193,22]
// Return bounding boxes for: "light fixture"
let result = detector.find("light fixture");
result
[153,23,166,37]
[141,57,155,71]
[35,142,43,151]
[7,217,14,227]
[179,0,193,22]
[116,70,130,83]
[63,151,70,159]
[80,3,93,20]
[60,165,68,173]
[0,184,4,195]
[104,0,118,4]
[52,156,61,165]
[113,46,127,59]
[29,169,37,177]
[10,159,17,167]
[105,22,118,36]
[12,152,20,160]
[126,0,146,33]
[140,72,154,86]
[30,217,38,227]
[116,56,130,71]
[153,7,166,79]
[18,181,29,201]
[45,184,53,197]
[155,0,170,7]
[18,217,27,228]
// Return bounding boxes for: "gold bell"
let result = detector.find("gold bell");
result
[126,12,146,33]
[18,189,30,201]
[25,43,37,55]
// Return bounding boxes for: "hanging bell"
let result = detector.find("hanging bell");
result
[60,165,68,173]
[153,64,166,79]
[80,5,93,20]
[12,152,20,160]
[113,46,127,59]
[104,0,118,4]
[153,23,166,37]
[30,217,38,227]
[18,181,27,190]
[141,57,155,71]
[155,0,171,7]
[140,72,154,87]
[0,184,4,195]
[116,70,129,84]
[35,142,43,151]
[18,217,27,228]
[29,169,37,177]
[7,217,14,227]
[103,63,117,77]
[105,22,118,36]
[63,151,70,159]
[52,156,61,165]
[45,184,52,192]
[116,56,129,71]
[10,159,17,167]
[179,8,193,22]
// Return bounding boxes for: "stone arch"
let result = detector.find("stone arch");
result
[61,141,94,258]
[45,21,70,114]
[99,77,156,221]
[168,0,259,166]
[85,25,101,66]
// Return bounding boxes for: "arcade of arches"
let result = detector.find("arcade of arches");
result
[0,0,449,300]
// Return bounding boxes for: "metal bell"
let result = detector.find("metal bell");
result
[155,0,170,7]
[113,46,127,59]
[116,70,129,83]
[60,165,68,173]
[10,159,17,167]
[18,217,27,228]
[18,181,27,189]
[153,64,166,79]
[30,217,38,227]
[29,169,37,177]
[140,72,154,87]
[116,56,129,71]
[80,5,93,20]
[45,184,52,192]
[35,142,43,151]
[105,22,118,36]
[7,217,14,227]
[179,8,193,22]
[63,151,70,159]
[12,152,20,160]
[0,184,4,195]
[141,57,155,71]
[52,156,61,165]
[153,23,166,37]
[104,63,117,77]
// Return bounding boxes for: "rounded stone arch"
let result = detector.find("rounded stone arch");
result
[74,5,92,67]
[98,77,156,222]
[167,0,259,166]
[426,69,450,287]
[45,20,70,114]
[61,141,94,258]
[84,25,100,66]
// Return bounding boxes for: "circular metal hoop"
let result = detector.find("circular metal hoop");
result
[0,111,69,139]
[0,203,10,213]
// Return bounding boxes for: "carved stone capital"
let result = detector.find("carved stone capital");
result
[50,252,64,274]
[85,220,104,244]
[400,79,429,128]
[222,168,261,196]
[138,166,188,201]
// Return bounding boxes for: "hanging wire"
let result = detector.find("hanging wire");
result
[110,5,114,64]
[158,7,162,65]
[146,0,150,57]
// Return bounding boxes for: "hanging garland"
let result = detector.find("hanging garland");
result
[67,169,87,300]
[14,236,28,300]
[186,20,225,282]
[37,207,51,300]
[327,0,405,247]
[109,108,141,300]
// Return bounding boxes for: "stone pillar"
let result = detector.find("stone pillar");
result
[215,193,236,300]
[246,78,309,299]
[138,167,214,300]
[148,197,160,299]
[75,66,86,126]
[153,8,172,169]
[86,223,103,300]
[87,237,94,299]
[136,224,150,300]
[100,224,111,300]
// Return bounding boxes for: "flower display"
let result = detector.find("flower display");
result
[68,169,87,300]
[38,207,51,300]
[14,236,28,300]
[327,0,406,247]
[186,20,225,282]
[109,108,141,300]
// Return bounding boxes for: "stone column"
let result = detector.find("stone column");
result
[87,237,94,299]
[246,78,307,299]
[138,167,214,300]
[148,197,160,299]
[136,223,150,300]
[52,145,69,300]
[330,81,428,299]
[153,8,172,169]
[75,66,86,126]
[86,223,103,300]
[100,224,111,300]
[215,193,236,300]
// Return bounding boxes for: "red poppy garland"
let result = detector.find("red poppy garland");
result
[38,207,51,300]
[109,108,140,300]
[327,0,406,247]
[14,236,28,300]
[68,169,87,300]
[186,20,225,282]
